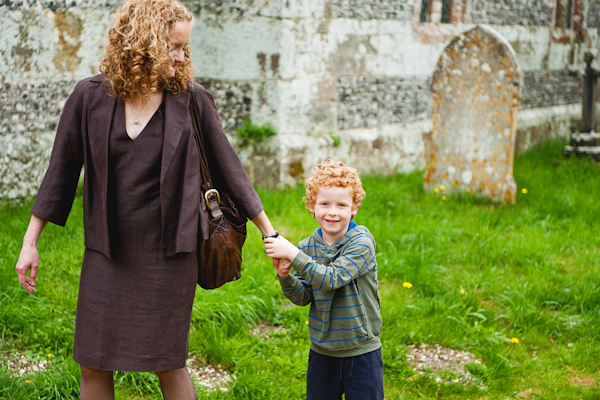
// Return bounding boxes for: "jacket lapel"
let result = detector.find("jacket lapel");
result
[87,75,117,258]
[87,76,116,177]
[162,90,191,184]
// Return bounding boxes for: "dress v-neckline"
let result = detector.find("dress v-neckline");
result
[124,100,163,141]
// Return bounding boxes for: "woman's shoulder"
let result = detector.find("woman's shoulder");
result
[70,74,110,98]
[60,75,110,111]
[76,74,105,89]
[189,81,216,104]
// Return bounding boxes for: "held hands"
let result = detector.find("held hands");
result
[264,236,299,278]
[276,258,292,278]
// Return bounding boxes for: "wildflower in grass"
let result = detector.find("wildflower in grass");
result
[521,188,528,194]
[453,180,458,186]
[511,337,520,344]
[440,185,445,191]
[25,380,31,383]
[459,289,465,294]
[442,196,447,201]
[47,354,52,358]
[305,321,309,325]
[434,187,439,193]
[403,282,413,289]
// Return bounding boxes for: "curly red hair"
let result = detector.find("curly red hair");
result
[99,0,194,101]
[304,159,366,211]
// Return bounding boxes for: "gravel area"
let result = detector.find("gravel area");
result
[2,350,234,393]
[1,351,50,377]
[407,343,486,388]
[186,356,234,392]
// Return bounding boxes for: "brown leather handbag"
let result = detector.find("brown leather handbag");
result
[189,89,247,289]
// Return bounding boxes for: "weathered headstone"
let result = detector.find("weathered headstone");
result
[424,25,522,202]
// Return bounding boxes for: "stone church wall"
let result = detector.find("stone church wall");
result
[1,0,599,199]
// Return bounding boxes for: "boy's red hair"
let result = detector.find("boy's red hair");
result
[304,159,366,211]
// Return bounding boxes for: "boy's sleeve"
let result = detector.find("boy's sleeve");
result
[278,274,314,306]
[290,235,376,291]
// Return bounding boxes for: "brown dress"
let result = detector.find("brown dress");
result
[72,100,197,372]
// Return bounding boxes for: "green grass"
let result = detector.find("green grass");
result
[1,140,599,399]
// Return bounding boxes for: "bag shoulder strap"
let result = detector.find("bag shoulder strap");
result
[189,84,223,218]
[189,85,213,190]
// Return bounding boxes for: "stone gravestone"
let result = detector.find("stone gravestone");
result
[424,25,522,202]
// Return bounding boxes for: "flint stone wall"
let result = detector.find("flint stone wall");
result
[588,1,600,29]
[470,0,553,26]
[521,70,582,110]
[331,0,413,21]
[196,79,253,131]
[0,80,76,199]
[336,75,432,130]
[335,71,583,131]
[0,0,120,9]
[2,0,600,199]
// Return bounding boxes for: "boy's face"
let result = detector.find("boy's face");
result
[309,186,357,245]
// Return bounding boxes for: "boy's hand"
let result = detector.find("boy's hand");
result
[264,236,300,262]
[276,258,292,278]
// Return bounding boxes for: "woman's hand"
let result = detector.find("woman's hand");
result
[16,244,39,293]
[15,215,47,293]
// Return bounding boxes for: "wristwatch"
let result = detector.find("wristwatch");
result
[262,231,279,240]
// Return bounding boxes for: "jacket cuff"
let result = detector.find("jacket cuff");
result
[277,273,296,286]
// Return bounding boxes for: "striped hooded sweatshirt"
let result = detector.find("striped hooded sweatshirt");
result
[278,221,382,357]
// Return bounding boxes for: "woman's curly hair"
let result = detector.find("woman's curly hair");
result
[99,0,194,101]
[304,159,366,211]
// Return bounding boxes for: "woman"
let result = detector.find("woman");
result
[14,0,278,398]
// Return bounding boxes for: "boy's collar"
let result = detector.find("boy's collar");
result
[317,221,358,242]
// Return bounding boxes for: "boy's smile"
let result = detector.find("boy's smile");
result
[309,186,357,245]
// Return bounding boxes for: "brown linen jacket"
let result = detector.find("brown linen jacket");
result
[31,74,263,260]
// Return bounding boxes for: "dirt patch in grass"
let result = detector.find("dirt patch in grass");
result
[251,322,286,340]
[407,344,486,388]
[566,372,596,387]
[186,356,234,392]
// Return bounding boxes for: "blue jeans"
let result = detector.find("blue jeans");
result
[306,348,384,400]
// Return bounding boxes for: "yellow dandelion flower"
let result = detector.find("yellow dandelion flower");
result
[453,180,458,186]
[434,188,439,193]
[305,321,309,325]
[440,185,445,191]
[521,188,528,194]
[442,196,447,201]
[25,380,31,383]
[511,337,520,344]
[402,282,413,289]
[459,289,464,294]
[47,354,52,358]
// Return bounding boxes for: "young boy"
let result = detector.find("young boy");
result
[263,159,383,400]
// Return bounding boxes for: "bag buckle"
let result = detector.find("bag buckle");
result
[205,188,221,205]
